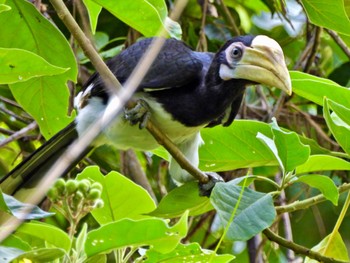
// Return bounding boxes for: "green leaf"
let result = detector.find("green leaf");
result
[85,212,188,257]
[16,222,71,252]
[305,231,350,262]
[1,235,31,252]
[0,0,77,138]
[148,182,213,218]
[0,190,53,220]
[323,98,350,155]
[258,119,310,173]
[296,175,339,205]
[327,99,350,126]
[296,155,350,174]
[143,242,235,262]
[211,181,276,241]
[291,71,350,107]
[256,132,284,171]
[82,0,102,34]
[300,0,350,35]
[0,4,11,13]
[91,0,171,37]
[199,120,278,172]
[0,48,68,84]
[77,166,156,224]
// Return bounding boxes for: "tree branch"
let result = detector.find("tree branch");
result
[276,183,350,214]
[326,29,350,60]
[263,228,348,263]
[0,122,38,148]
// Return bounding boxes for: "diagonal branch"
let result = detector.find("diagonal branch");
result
[263,228,348,263]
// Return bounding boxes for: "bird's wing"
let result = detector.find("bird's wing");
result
[84,38,206,98]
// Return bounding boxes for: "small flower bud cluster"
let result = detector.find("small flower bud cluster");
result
[47,178,104,220]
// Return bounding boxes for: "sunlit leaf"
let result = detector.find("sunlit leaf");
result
[323,98,350,155]
[199,120,278,172]
[0,48,68,84]
[300,0,350,35]
[296,155,350,174]
[291,71,350,107]
[143,242,235,262]
[85,212,188,256]
[0,0,77,138]
[16,222,71,252]
[305,231,349,262]
[77,166,156,224]
[82,0,102,34]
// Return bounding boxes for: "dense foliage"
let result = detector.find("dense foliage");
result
[1,0,350,262]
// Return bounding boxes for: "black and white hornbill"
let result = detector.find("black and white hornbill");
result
[1,35,291,197]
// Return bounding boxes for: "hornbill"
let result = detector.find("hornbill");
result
[1,35,291,198]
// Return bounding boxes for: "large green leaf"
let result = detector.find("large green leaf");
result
[143,242,235,262]
[323,98,350,155]
[291,71,350,107]
[85,212,188,256]
[211,181,276,241]
[300,0,350,35]
[296,155,350,174]
[148,182,213,218]
[15,221,71,252]
[199,120,278,171]
[305,231,349,262]
[77,166,156,224]
[0,48,68,84]
[296,175,339,205]
[91,0,173,37]
[0,0,77,138]
[256,119,310,173]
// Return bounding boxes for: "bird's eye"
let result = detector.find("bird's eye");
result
[230,47,242,59]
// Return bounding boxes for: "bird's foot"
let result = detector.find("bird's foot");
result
[124,99,151,129]
[199,172,224,196]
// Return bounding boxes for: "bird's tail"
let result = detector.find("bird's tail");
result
[0,121,89,199]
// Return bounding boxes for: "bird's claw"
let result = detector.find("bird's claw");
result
[124,99,151,129]
[199,172,224,196]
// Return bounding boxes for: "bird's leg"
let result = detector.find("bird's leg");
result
[124,99,151,129]
[199,172,224,196]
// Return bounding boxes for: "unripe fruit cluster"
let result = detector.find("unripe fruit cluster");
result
[48,178,104,214]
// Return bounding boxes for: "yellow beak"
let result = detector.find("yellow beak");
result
[233,35,292,95]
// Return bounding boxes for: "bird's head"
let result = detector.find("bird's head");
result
[217,35,292,95]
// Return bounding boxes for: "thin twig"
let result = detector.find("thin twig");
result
[263,228,348,263]
[0,122,38,148]
[276,183,350,214]
[326,29,350,60]
[304,27,321,73]
[0,106,32,124]
[217,0,240,35]
[288,103,338,146]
